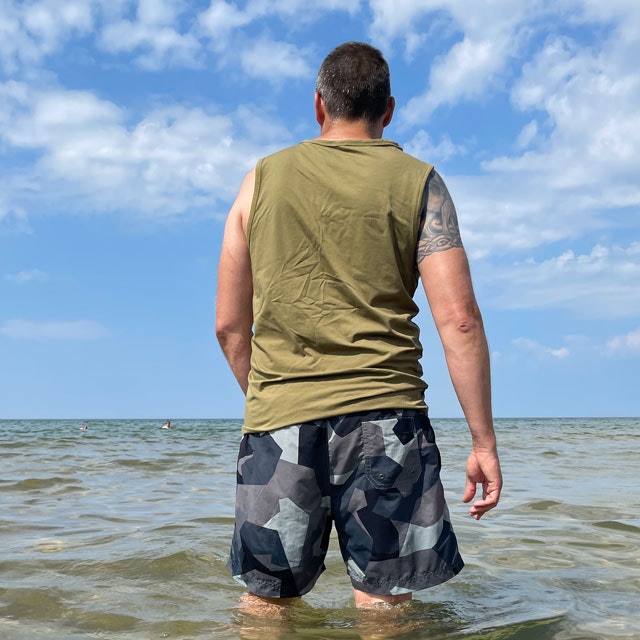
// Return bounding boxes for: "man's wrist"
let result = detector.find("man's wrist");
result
[470,431,497,451]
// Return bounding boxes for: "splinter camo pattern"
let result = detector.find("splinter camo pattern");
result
[227,409,464,597]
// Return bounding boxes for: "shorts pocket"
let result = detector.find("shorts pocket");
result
[362,415,422,490]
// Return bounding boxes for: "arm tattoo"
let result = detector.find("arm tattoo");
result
[416,170,463,263]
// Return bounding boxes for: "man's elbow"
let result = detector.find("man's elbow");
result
[441,304,485,337]
[454,314,483,334]
[215,318,233,348]
[215,317,252,349]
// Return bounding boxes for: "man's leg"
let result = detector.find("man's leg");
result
[240,593,300,607]
[238,592,300,614]
[227,423,332,600]
[353,589,411,608]
[330,410,465,602]
[233,593,300,640]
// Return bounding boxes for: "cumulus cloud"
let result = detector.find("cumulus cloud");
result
[240,39,312,81]
[0,0,205,74]
[400,35,514,127]
[2,0,352,77]
[98,0,201,70]
[198,0,359,40]
[478,243,640,318]
[446,173,588,258]
[368,0,443,48]
[367,0,537,126]
[0,318,110,340]
[197,0,253,40]
[607,328,640,355]
[0,80,292,220]
[0,0,95,73]
[402,129,468,165]
[195,0,354,80]
[0,0,638,258]
[488,34,640,187]
[465,16,639,254]
[365,3,640,258]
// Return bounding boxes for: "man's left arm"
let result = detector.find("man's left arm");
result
[417,170,502,519]
[215,170,255,395]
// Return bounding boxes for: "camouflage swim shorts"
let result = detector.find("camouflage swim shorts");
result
[227,409,464,597]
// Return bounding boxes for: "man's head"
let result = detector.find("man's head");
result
[315,42,391,126]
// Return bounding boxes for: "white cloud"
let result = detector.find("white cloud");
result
[479,243,640,318]
[1,1,204,73]
[400,35,513,127]
[606,328,640,355]
[196,2,330,80]
[197,0,254,40]
[2,82,123,149]
[489,34,640,187]
[365,3,640,258]
[240,39,312,81]
[447,174,591,258]
[0,0,360,76]
[513,337,570,360]
[0,80,292,221]
[5,269,49,283]
[198,0,360,37]
[98,0,201,70]
[136,0,179,25]
[366,1,538,126]
[0,0,637,255]
[450,43,640,256]
[0,0,95,73]
[368,0,442,47]
[402,129,467,164]
[516,120,538,150]
[23,1,93,41]
[0,319,110,340]
[462,17,640,255]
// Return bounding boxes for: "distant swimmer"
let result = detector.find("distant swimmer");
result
[162,420,171,429]
[80,424,88,431]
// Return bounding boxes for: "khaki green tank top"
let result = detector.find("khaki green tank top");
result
[244,139,433,432]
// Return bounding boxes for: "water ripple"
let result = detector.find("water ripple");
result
[0,417,637,639]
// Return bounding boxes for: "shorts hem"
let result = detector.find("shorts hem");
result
[242,578,315,599]
[349,563,464,596]
[228,563,323,599]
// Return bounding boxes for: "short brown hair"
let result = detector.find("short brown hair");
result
[315,42,391,124]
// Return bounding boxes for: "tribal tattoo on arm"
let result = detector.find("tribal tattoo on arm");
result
[416,170,463,263]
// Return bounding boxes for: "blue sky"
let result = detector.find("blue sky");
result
[1,0,638,419]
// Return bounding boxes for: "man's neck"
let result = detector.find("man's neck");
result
[317,118,384,140]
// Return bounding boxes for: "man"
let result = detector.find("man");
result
[216,42,502,609]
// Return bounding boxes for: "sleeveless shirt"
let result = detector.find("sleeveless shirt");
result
[244,139,433,432]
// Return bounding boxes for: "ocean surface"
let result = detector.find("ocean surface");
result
[0,417,638,640]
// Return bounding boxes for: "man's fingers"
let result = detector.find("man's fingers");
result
[463,450,502,517]
[468,488,500,519]
[462,478,476,504]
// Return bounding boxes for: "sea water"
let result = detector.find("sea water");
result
[0,418,638,639]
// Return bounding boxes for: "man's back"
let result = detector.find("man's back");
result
[245,139,433,432]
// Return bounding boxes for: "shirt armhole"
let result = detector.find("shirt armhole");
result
[245,158,264,248]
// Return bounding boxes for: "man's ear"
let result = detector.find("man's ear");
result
[382,96,395,127]
[314,91,326,126]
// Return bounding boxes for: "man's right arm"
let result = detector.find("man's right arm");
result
[215,169,255,395]
[417,170,502,520]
